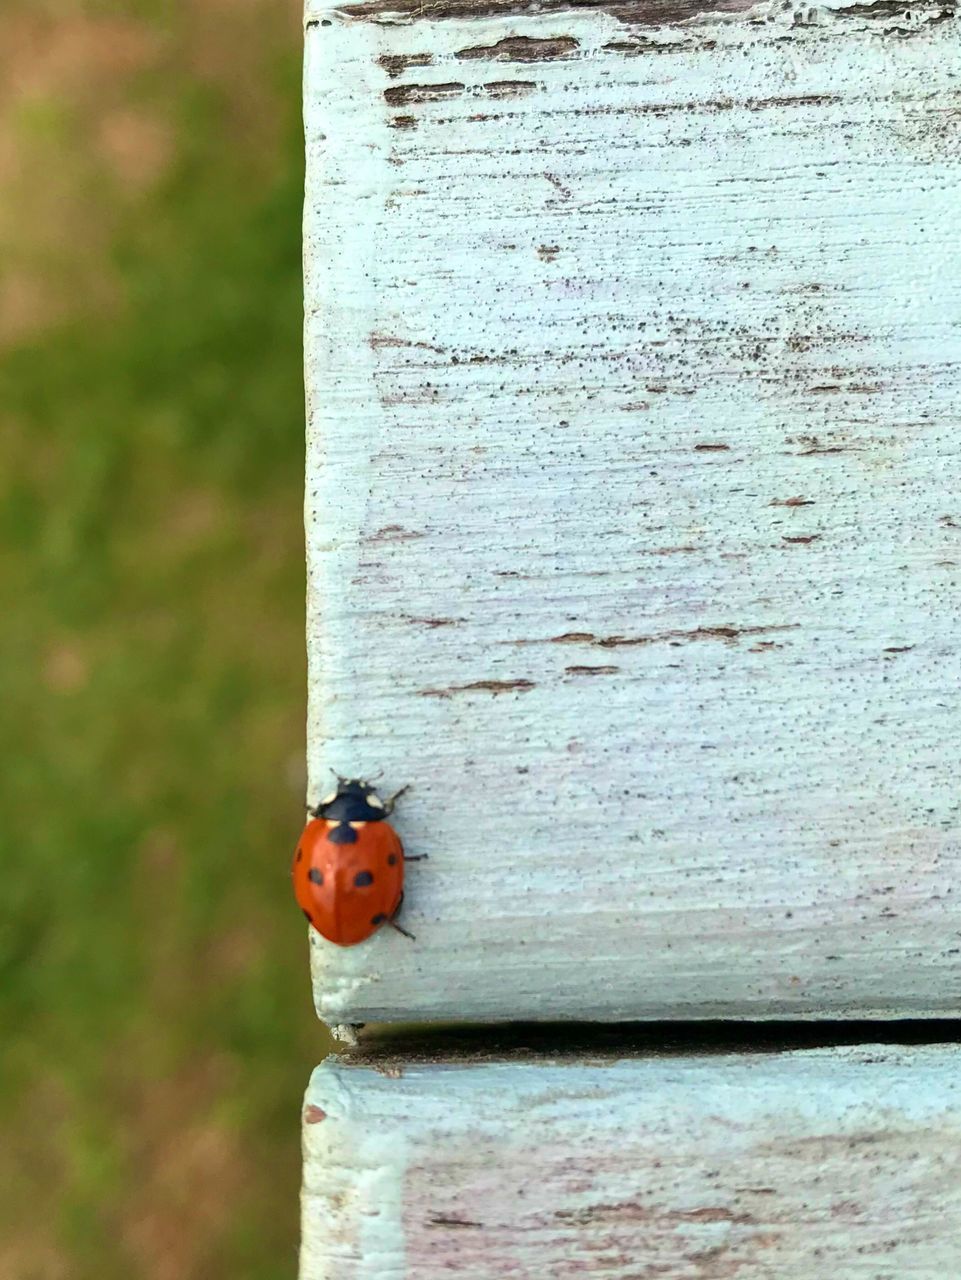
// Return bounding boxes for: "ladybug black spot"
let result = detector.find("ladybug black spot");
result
[308,868,323,885]
[296,847,304,862]
[371,913,387,925]
[302,910,313,924]
[354,871,374,887]
[387,854,397,866]
[327,822,358,845]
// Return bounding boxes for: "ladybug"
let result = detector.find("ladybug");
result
[292,777,423,946]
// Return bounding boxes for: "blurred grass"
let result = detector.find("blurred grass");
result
[0,4,328,1276]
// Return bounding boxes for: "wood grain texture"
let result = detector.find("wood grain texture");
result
[303,0,961,1023]
[301,1045,961,1278]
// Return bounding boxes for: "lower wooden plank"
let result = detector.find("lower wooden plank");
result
[302,1044,961,1278]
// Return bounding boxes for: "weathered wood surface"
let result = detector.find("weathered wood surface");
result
[301,1043,961,1278]
[303,0,961,1024]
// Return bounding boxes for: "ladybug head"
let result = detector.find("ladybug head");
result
[314,777,387,823]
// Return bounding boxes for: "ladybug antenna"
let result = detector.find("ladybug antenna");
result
[331,769,348,785]
[368,769,384,783]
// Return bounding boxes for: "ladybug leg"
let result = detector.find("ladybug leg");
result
[383,784,410,815]
[403,854,428,862]
[388,891,415,941]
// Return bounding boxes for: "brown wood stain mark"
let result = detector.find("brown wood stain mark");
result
[455,35,580,62]
[404,616,465,627]
[770,496,815,507]
[694,443,731,451]
[675,1206,757,1225]
[427,1215,484,1228]
[565,665,620,675]
[369,333,446,353]
[378,52,433,78]
[748,95,841,110]
[550,631,598,643]
[420,679,536,697]
[783,534,821,544]
[341,0,956,31]
[806,382,883,394]
[555,1200,756,1225]
[342,0,761,26]
[364,524,425,543]
[389,114,418,129]
[384,82,465,107]
[304,1105,327,1124]
[834,0,956,26]
[538,244,561,261]
[484,79,538,98]
[609,624,799,648]
[632,94,841,116]
[604,36,718,53]
[547,625,798,648]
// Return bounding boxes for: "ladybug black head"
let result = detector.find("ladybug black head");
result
[313,778,387,823]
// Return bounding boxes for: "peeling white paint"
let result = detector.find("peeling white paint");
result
[303,0,961,1024]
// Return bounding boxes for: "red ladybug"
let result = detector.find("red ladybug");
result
[293,778,422,946]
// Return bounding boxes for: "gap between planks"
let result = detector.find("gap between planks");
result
[330,1018,961,1071]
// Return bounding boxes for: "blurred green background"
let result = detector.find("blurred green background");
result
[0,2,330,1275]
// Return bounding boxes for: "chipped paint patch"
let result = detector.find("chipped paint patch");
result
[455,35,579,61]
[379,52,434,78]
[419,678,536,696]
[384,81,465,106]
[544,625,799,648]
[482,78,537,97]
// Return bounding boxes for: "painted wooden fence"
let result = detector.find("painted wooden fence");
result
[301,0,960,1269]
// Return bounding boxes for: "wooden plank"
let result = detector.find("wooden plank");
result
[301,1043,961,1278]
[303,0,961,1024]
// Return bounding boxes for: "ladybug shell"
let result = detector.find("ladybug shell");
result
[294,817,404,946]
